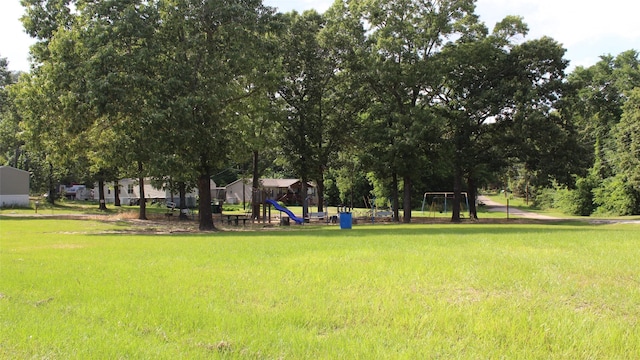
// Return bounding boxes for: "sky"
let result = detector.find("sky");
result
[2,0,639,73]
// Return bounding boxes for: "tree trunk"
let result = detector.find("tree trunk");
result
[316,171,325,213]
[138,162,147,220]
[114,180,121,207]
[451,168,462,223]
[252,150,260,219]
[392,172,400,222]
[47,161,56,205]
[301,178,309,219]
[98,179,107,211]
[403,175,412,223]
[12,146,20,169]
[467,176,478,220]
[178,181,188,220]
[198,169,215,231]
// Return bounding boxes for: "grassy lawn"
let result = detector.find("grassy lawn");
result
[2,217,640,358]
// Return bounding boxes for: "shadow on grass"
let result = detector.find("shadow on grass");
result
[1,214,621,240]
[224,222,600,239]
[0,215,139,230]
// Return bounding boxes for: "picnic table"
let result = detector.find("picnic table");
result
[223,214,251,226]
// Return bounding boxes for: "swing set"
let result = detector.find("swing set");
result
[421,192,469,217]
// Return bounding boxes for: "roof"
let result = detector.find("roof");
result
[0,166,30,175]
[260,179,302,188]
[225,178,314,189]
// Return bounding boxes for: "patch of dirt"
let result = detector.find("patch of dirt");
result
[92,214,285,235]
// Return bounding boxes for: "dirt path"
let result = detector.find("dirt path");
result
[477,195,560,220]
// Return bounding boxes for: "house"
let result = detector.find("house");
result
[93,179,217,207]
[225,178,317,205]
[0,166,30,208]
[61,184,91,200]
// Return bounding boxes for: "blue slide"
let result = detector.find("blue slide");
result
[265,199,304,224]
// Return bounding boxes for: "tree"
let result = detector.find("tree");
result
[343,0,474,222]
[11,65,79,203]
[277,9,366,217]
[614,87,640,195]
[567,50,640,178]
[563,50,640,215]
[277,10,333,217]
[232,91,281,219]
[18,0,166,216]
[156,0,277,230]
[0,56,24,168]
[436,16,526,220]
[438,14,575,221]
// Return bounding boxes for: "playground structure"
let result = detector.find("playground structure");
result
[220,186,350,227]
[421,192,469,217]
[265,199,304,224]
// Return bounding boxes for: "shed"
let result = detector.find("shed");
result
[0,166,30,207]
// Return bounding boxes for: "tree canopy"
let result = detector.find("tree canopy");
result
[6,0,626,221]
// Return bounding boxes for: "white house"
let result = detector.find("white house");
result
[225,178,253,204]
[0,166,30,208]
[94,179,216,207]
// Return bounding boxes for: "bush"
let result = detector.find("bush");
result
[593,175,640,216]
[531,175,597,216]
[532,187,556,210]
[554,176,597,216]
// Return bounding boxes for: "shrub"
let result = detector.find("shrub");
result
[593,175,640,215]
[554,176,597,216]
[531,187,556,210]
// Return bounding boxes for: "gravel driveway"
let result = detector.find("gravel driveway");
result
[477,195,559,220]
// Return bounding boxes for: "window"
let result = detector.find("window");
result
[128,184,134,195]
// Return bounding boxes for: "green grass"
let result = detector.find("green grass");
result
[2,217,640,358]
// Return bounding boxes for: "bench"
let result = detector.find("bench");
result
[165,201,177,218]
[375,211,393,217]
[307,212,328,221]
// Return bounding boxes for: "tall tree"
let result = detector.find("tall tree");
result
[156,0,276,230]
[438,16,527,221]
[439,15,573,221]
[343,0,474,222]
[609,88,640,212]
[567,50,640,179]
[277,9,366,216]
[81,0,166,218]
[277,10,332,217]
[232,91,281,219]
[0,56,24,168]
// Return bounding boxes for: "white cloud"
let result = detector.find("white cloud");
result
[3,0,638,73]
[264,0,332,13]
[0,1,33,72]
[476,0,640,68]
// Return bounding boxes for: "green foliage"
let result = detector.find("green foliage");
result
[531,187,556,210]
[593,175,640,216]
[8,0,617,222]
[566,50,640,211]
[613,88,640,186]
[0,56,24,168]
[322,176,341,206]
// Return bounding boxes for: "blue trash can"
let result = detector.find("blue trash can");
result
[340,212,352,229]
